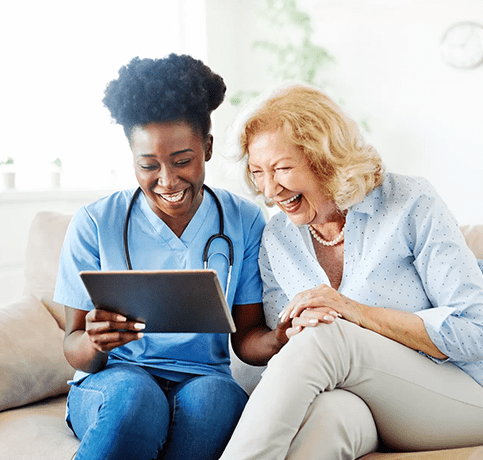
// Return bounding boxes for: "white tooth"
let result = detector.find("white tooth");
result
[281,195,300,205]
[162,190,185,202]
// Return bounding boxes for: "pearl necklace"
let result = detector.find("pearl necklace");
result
[309,223,346,247]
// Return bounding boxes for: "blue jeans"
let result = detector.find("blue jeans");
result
[67,363,248,460]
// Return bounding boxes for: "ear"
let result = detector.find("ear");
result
[204,134,213,162]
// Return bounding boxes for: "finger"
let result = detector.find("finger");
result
[286,325,303,339]
[89,330,144,352]
[289,293,319,319]
[87,319,145,334]
[117,321,146,332]
[274,321,291,346]
[289,289,337,319]
[293,315,333,329]
[282,290,311,322]
[300,308,339,322]
[278,307,293,324]
[88,308,128,323]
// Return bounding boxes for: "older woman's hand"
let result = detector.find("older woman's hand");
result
[279,284,365,338]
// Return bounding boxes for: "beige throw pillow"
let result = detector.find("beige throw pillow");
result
[0,294,74,412]
[24,211,73,330]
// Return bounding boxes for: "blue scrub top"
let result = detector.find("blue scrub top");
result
[54,187,266,382]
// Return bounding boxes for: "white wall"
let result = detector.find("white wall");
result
[205,0,483,224]
[0,190,114,306]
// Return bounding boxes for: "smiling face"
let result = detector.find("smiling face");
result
[130,122,212,236]
[248,129,336,226]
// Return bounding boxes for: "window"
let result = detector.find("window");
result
[1,0,207,190]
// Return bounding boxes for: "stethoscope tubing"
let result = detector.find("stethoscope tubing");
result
[123,185,234,297]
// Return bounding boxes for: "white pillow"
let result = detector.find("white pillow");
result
[0,295,74,412]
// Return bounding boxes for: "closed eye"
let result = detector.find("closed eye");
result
[175,158,192,167]
[139,164,158,171]
[274,167,292,174]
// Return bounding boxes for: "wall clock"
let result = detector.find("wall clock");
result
[441,21,483,69]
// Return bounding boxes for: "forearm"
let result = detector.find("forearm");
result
[63,330,109,373]
[232,326,286,366]
[356,303,447,359]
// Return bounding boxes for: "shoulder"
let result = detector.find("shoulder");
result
[356,173,442,216]
[380,173,437,202]
[70,189,136,230]
[83,189,136,216]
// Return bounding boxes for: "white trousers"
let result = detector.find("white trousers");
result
[220,319,483,460]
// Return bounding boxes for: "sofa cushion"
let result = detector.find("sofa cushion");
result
[24,211,73,330]
[0,395,78,460]
[360,445,483,459]
[460,224,483,259]
[0,294,74,412]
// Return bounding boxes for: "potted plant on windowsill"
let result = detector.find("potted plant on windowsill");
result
[50,157,62,189]
[0,156,15,190]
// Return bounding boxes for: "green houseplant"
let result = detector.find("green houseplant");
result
[230,0,335,107]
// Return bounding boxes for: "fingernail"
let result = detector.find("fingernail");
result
[309,319,318,324]
[290,310,296,319]
[323,315,334,322]
[279,312,287,323]
[134,323,146,330]
[137,333,144,339]
[329,311,338,317]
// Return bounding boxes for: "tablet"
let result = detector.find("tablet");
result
[79,269,236,333]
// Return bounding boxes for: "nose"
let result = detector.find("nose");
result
[259,171,282,200]
[157,166,178,189]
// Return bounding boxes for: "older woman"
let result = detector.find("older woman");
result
[220,84,483,460]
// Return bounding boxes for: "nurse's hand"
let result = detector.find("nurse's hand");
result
[85,308,145,353]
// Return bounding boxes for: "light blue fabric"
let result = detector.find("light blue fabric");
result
[54,187,265,383]
[260,172,483,385]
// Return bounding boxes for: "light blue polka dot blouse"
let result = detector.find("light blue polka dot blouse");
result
[260,173,483,385]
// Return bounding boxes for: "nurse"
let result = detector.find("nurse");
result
[54,54,288,460]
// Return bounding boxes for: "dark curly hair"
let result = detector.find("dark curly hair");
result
[103,54,226,140]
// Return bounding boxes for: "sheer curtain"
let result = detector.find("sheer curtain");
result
[1,0,207,191]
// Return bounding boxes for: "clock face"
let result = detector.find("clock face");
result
[441,21,483,69]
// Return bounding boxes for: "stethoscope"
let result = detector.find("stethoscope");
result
[123,185,234,297]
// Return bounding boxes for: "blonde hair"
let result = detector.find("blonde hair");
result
[238,84,385,211]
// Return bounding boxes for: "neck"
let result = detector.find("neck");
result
[310,210,346,241]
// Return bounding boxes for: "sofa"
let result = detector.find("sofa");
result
[1,210,482,460]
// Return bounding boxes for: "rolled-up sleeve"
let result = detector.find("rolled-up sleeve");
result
[410,182,483,363]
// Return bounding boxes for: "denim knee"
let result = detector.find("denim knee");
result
[161,375,248,460]
[68,364,170,460]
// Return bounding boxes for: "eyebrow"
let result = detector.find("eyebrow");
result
[249,156,294,168]
[137,148,194,159]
